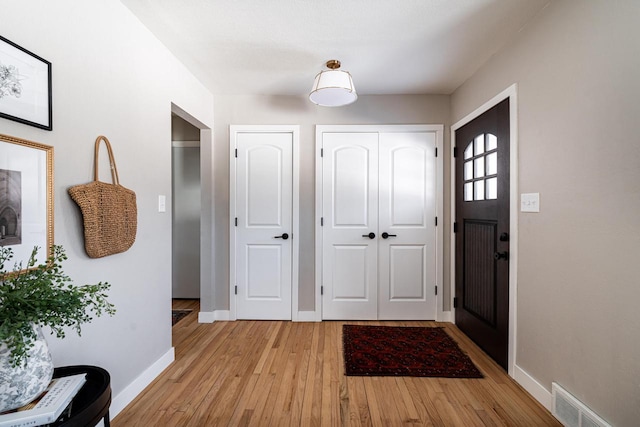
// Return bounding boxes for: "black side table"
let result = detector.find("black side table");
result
[50,365,111,427]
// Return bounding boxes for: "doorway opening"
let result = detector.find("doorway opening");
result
[172,114,201,299]
[169,102,213,334]
[171,114,201,329]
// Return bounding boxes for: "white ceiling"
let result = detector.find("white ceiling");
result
[121,0,549,96]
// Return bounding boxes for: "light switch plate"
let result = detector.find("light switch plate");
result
[158,195,166,213]
[520,193,540,212]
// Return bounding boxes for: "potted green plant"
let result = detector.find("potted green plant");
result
[0,245,115,413]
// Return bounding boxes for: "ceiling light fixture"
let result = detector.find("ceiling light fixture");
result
[309,60,357,107]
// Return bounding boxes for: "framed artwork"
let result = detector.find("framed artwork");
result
[0,35,52,130]
[0,134,53,266]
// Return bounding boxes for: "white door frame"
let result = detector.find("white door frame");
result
[450,84,519,377]
[229,125,300,320]
[314,124,444,321]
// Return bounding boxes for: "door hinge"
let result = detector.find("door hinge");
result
[321,286,324,295]
[435,147,438,157]
[235,148,238,158]
[453,222,458,233]
[435,286,438,296]
[235,285,238,295]
[435,217,438,226]
[235,217,238,227]
[453,297,458,308]
[453,147,458,158]
[321,148,323,157]
[321,217,324,226]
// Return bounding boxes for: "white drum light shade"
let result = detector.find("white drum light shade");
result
[309,61,357,107]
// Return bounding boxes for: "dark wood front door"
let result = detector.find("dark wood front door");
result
[455,98,510,370]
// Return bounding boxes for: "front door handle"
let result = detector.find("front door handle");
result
[362,232,376,239]
[274,233,289,240]
[381,232,397,239]
[494,251,509,261]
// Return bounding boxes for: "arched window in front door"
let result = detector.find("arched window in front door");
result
[463,133,498,201]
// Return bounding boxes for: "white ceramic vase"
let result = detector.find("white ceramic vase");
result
[0,325,54,413]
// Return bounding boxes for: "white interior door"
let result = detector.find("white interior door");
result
[319,126,438,320]
[234,131,292,320]
[321,132,379,320]
[378,132,437,319]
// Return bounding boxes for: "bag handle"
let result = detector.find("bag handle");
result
[93,135,120,185]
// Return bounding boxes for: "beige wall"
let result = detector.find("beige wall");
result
[451,1,640,425]
[0,0,214,415]
[212,94,451,312]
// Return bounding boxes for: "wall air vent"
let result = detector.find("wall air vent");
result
[551,383,611,427]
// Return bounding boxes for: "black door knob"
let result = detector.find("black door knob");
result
[274,233,289,240]
[381,232,397,239]
[499,232,509,242]
[494,251,509,261]
[362,232,376,239]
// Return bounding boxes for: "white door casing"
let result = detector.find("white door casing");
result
[317,125,443,321]
[230,126,299,320]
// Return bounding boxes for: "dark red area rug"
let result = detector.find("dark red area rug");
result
[172,309,192,326]
[342,325,483,378]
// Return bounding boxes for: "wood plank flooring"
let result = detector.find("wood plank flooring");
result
[112,301,560,426]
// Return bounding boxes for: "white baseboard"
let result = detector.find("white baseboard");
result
[513,364,552,411]
[199,310,231,323]
[294,311,321,322]
[438,310,453,323]
[109,347,175,421]
[202,310,319,322]
[213,310,231,321]
[198,311,215,323]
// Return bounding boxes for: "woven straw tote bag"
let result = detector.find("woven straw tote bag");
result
[68,136,137,258]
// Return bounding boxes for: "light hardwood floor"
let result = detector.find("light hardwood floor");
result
[113,300,560,426]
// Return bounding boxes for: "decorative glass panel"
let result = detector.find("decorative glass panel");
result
[463,133,500,203]
[486,152,497,175]
[486,134,497,151]
[474,135,485,155]
[464,183,473,201]
[486,177,497,199]
[474,180,485,200]
[464,142,473,160]
[474,157,485,178]
[464,161,473,181]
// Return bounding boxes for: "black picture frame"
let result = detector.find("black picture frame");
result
[0,35,52,131]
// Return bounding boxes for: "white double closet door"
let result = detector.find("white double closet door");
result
[319,127,438,320]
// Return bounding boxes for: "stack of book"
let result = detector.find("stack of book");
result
[0,374,86,427]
